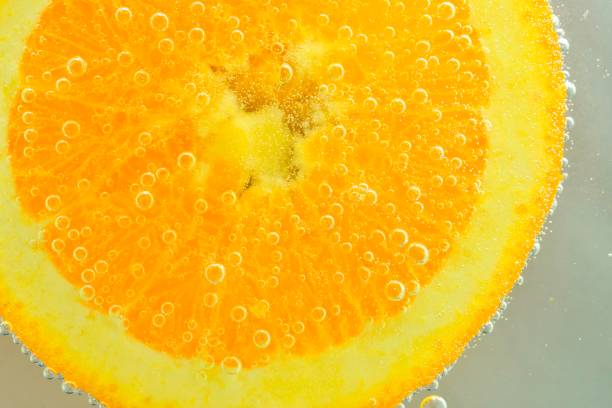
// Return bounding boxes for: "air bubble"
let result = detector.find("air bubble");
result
[458,33,473,48]
[66,56,87,77]
[318,182,333,198]
[158,38,175,54]
[420,395,446,408]
[21,88,36,103]
[55,77,71,93]
[437,2,456,20]
[415,57,429,71]
[188,27,206,44]
[450,157,463,169]
[390,97,407,114]
[81,268,95,283]
[61,381,77,395]
[221,356,242,375]
[182,331,193,343]
[150,12,170,32]
[161,301,175,315]
[222,190,237,206]
[282,334,296,348]
[62,120,80,138]
[162,229,177,244]
[194,198,208,213]
[291,321,306,334]
[42,367,56,380]
[134,191,155,210]
[432,175,444,187]
[390,228,409,247]
[228,251,242,266]
[566,80,576,98]
[117,51,134,67]
[311,306,327,322]
[152,313,166,328]
[333,125,347,139]
[0,321,13,335]
[338,25,353,40]
[72,246,88,262]
[320,214,335,230]
[317,13,330,26]
[267,231,280,245]
[426,379,440,391]
[205,263,226,285]
[196,92,211,106]
[130,263,146,279]
[363,97,378,112]
[51,238,65,252]
[133,69,151,86]
[55,140,70,154]
[230,29,245,43]
[227,15,240,28]
[383,50,396,64]
[138,131,152,146]
[23,129,38,143]
[79,285,95,301]
[77,178,91,191]
[408,243,429,265]
[253,329,271,348]
[455,132,467,145]
[21,111,33,124]
[327,63,345,81]
[114,7,133,24]
[412,88,429,104]
[140,172,156,187]
[54,215,70,230]
[190,1,206,14]
[203,292,219,308]
[230,305,248,322]
[385,280,406,302]
[177,151,197,170]
[280,63,294,82]
[45,194,62,211]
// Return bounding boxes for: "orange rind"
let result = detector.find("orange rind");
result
[0,1,565,407]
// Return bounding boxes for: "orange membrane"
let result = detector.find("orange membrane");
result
[8,0,489,370]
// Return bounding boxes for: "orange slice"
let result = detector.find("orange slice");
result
[0,0,565,407]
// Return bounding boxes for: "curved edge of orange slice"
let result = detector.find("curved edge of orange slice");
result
[0,0,565,407]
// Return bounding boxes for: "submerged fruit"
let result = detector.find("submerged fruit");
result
[0,0,565,407]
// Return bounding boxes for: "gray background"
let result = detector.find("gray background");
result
[1,0,611,407]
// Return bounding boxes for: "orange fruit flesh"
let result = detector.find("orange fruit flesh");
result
[8,0,488,369]
[0,0,566,407]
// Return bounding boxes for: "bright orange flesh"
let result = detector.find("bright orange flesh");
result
[8,0,488,369]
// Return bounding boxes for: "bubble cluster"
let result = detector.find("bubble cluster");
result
[7,0,489,373]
